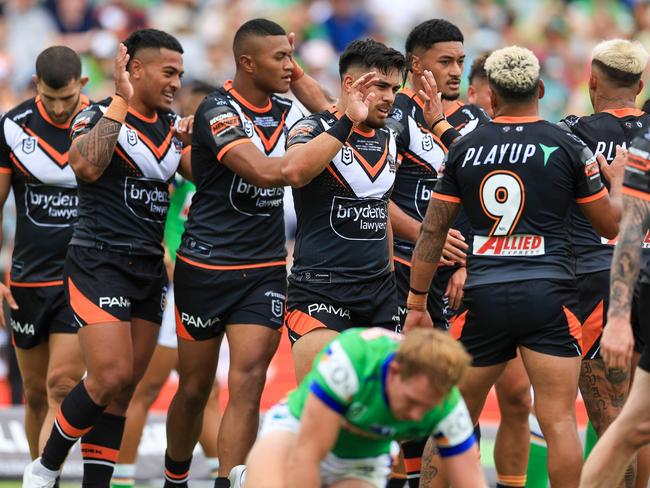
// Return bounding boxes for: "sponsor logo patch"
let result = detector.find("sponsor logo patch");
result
[229,175,283,217]
[25,185,78,227]
[210,112,241,136]
[329,196,387,241]
[414,178,437,219]
[181,312,219,328]
[473,234,545,256]
[10,319,34,335]
[124,177,170,222]
[99,296,131,308]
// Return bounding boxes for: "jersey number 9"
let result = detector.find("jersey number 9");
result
[479,171,525,236]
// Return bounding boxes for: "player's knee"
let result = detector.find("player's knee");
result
[500,388,532,421]
[46,371,77,405]
[23,381,48,412]
[178,378,212,410]
[134,381,165,407]
[89,365,133,403]
[229,364,267,401]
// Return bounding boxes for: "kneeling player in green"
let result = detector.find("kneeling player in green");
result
[245,328,487,488]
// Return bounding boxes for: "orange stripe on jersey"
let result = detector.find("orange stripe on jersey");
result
[68,278,121,325]
[56,410,92,438]
[602,107,644,118]
[23,126,68,167]
[9,152,30,176]
[432,192,461,203]
[253,111,287,153]
[581,300,604,358]
[216,138,253,161]
[402,151,435,171]
[492,116,542,124]
[627,154,650,171]
[0,167,11,174]
[114,145,139,171]
[622,186,650,202]
[174,305,195,341]
[224,80,273,113]
[35,96,72,130]
[576,187,608,204]
[350,141,388,179]
[393,256,411,267]
[182,145,191,155]
[10,280,64,287]
[449,310,468,340]
[327,164,349,189]
[80,443,119,462]
[176,253,286,271]
[444,101,464,118]
[563,306,582,344]
[126,124,174,160]
[127,106,158,123]
[284,309,327,336]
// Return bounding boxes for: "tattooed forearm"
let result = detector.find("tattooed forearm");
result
[74,117,122,175]
[609,195,650,317]
[420,436,441,488]
[413,198,460,264]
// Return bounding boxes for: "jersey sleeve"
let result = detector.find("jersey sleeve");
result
[285,115,324,149]
[309,333,364,415]
[625,132,650,201]
[70,104,105,141]
[431,386,476,458]
[569,136,607,203]
[432,149,462,203]
[0,115,11,173]
[195,96,251,162]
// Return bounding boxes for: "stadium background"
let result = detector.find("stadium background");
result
[0,0,648,485]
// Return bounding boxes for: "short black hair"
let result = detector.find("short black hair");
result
[592,59,643,88]
[339,39,406,79]
[35,46,82,89]
[123,29,183,69]
[233,18,286,57]
[405,19,463,56]
[468,52,490,85]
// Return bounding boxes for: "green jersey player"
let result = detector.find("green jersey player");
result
[244,328,486,488]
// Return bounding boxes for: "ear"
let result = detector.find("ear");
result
[538,79,545,100]
[467,84,476,103]
[588,71,597,92]
[637,79,644,96]
[32,74,39,87]
[130,58,143,80]
[79,76,89,89]
[410,54,422,76]
[489,85,498,114]
[238,54,255,74]
[342,73,355,93]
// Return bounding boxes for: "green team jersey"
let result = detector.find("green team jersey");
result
[287,328,475,459]
[164,176,195,259]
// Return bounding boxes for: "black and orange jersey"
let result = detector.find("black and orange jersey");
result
[560,108,650,275]
[69,97,183,256]
[177,81,303,267]
[434,116,606,288]
[625,129,650,282]
[0,95,89,283]
[285,108,398,283]
[386,90,489,258]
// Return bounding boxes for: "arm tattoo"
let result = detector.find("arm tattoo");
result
[74,117,122,172]
[413,198,460,264]
[609,195,650,317]
[420,436,440,487]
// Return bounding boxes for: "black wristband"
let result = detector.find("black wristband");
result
[430,116,446,130]
[326,114,354,144]
[409,286,429,296]
[440,127,461,149]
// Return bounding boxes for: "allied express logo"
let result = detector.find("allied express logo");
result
[473,234,545,256]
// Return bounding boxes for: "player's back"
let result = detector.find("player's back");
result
[435,116,606,288]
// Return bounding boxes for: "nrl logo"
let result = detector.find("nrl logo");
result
[243,119,254,138]
[271,299,284,318]
[22,137,37,154]
[126,128,138,146]
[341,146,353,165]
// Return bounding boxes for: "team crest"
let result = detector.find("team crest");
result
[421,134,433,151]
[126,128,138,146]
[243,119,254,138]
[172,138,183,153]
[341,146,354,165]
[22,137,37,154]
[271,298,284,318]
[387,154,396,173]
[391,107,403,121]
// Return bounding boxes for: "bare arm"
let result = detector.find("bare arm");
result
[70,44,133,183]
[389,199,420,243]
[288,393,342,487]
[442,444,488,488]
[177,147,193,182]
[0,173,18,325]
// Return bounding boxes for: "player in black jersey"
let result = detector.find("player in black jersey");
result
[23,30,193,488]
[580,132,650,488]
[0,46,87,464]
[163,19,330,488]
[282,39,405,385]
[559,39,650,487]
[405,46,623,488]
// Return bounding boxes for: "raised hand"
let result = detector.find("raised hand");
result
[599,145,627,186]
[601,315,634,371]
[173,115,194,147]
[402,309,433,333]
[419,70,445,128]
[114,43,134,102]
[0,282,18,328]
[345,72,378,125]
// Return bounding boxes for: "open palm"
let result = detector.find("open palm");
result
[345,72,378,124]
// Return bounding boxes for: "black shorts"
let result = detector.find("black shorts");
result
[10,283,75,349]
[285,273,400,343]
[634,281,650,372]
[576,270,609,360]
[65,246,168,327]
[450,279,581,367]
[394,257,452,330]
[174,256,286,341]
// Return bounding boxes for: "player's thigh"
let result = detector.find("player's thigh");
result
[226,324,280,377]
[246,430,296,487]
[47,332,84,396]
[77,320,133,377]
[459,363,507,423]
[176,335,222,393]
[292,328,339,383]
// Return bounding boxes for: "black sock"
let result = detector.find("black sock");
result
[213,477,230,488]
[41,381,106,471]
[402,437,427,488]
[80,412,125,487]
[164,451,192,488]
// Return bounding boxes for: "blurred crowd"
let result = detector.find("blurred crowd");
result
[1,0,650,401]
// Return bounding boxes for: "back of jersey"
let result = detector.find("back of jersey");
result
[562,109,650,275]
[434,116,606,288]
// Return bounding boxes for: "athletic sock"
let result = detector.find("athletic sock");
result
[111,464,135,488]
[402,438,426,488]
[81,412,125,487]
[41,381,107,471]
[496,473,527,487]
[164,451,192,487]
[205,458,220,480]
[213,477,230,488]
